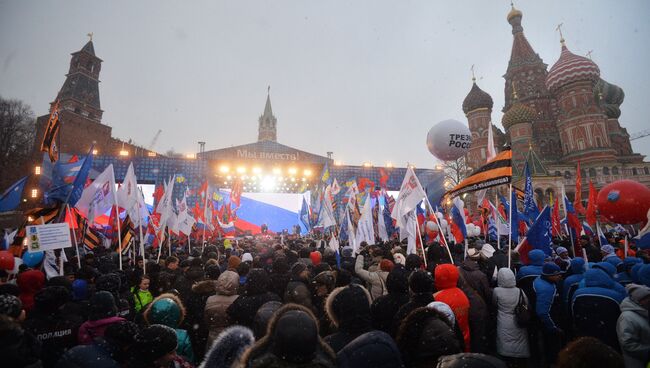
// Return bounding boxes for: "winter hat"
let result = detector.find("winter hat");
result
[201,326,255,368]
[409,270,434,294]
[132,324,178,362]
[310,251,322,266]
[227,256,241,270]
[600,244,615,255]
[379,259,395,272]
[637,264,650,288]
[556,247,568,256]
[270,309,319,363]
[326,284,372,329]
[34,286,71,314]
[626,284,650,304]
[96,273,121,294]
[0,294,22,319]
[242,253,253,263]
[467,248,481,260]
[593,262,617,278]
[253,301,282,339]
[427,301,456,325]
[313,271,336,293]
[341,246,354,258]
[542,263,562,276]
[480,243,496,258]
[393,253,406,266]
[205,264,222,280]
[386,267,409,294]
[436,353,507,368]
[337,330,404,368]
[89,291,117,320]
[72,279,88,301]
[104,321,140,349]
[569,258,586,275]
[405,254,423,271]
[47,276,72,291]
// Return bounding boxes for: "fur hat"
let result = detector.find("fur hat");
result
[0,294,22,319]
[200,326,255,368]
[131,324,177,363]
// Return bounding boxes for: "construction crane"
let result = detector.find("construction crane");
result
[630,129,650,141]
[148,129,162,150]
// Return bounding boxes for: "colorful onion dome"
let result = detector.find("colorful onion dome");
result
[546,44,600,92]
[462,82,494,114]
[502,102,536,130]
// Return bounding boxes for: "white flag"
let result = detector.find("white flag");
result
[328,236,340,253]
[405,211,418,255]
[346,210,358,255]
[487,123,497,161]
[116,163,138,213]
[318,186,337,229]
[331,178,341,196]
[378,204,389,242]
[130,188,150,228]
[345,182,359,211]
[177,193,196,235]
[76,164,116,223]
[355,194,375,250]
[156,176,175,231]
[391,167,426,229]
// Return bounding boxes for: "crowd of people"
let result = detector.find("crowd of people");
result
[0,231,648,368]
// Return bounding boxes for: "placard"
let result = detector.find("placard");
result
[26,223,72,253]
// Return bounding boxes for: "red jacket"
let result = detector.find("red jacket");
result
[434,264,470,351]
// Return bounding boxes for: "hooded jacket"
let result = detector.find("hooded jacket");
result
[200,326,255,368]
[238,304,336,368]
[434,264,470,351]
[492,268,529,358]
[205,270,240,346]
[227,269,281,329]
[617,285,650,368]
[324,284,373,353]
[459,258,492,305]
[562,258,586,304]
[533,275,560,331]
[573,269,627,305]
[17,269,46,313]
[516,250,545,280]
[144,293,195,363]
[354,255,389,301]
[371,267,410,334]
[337,330,404,368]
[396,306,462,367]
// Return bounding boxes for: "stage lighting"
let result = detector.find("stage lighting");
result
[288,167,297,175]
[119,150,129,156]
[92,149,99,155]
[303,169,312,177]
[236,166,246,174]
[185,154,196,159]
[34,166,41,175]
[226,175,232,180]
[334,161,343,166]
[252,167,262,174]
[147,152,156,157]
[272,167,281,175]
[31,189,38,198]
[261,176,276,192]
[386,162,394,168]
[362,162,372,167]
[219,165,230,173]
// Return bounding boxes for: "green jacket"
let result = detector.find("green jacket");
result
[131,287,153,312]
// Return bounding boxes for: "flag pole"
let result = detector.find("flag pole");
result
[66,205,81,269]
[202,185,209,248]
[167,226,172,257]
[624,235,629,259]
[139,217,146,275]
[508,183,513,269]
[424,196,454,264]
[414,215,428,269]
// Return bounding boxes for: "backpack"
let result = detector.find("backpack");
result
[514,289,531,327]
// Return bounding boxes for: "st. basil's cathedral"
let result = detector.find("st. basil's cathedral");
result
[463,5,650,206]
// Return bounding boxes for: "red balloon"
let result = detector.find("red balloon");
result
[597,180,650,225]
[0,251,15,271]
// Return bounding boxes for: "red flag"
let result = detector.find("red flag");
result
[551,198,561,237]
[378,168,389,189]
[358,177,375,192]
[106,205,118,240]
[193,202,203,221]
[153,184,164,204]
[574,162,586,215]
[585,181,598,228]
[68,155,79,163]
[230,178,243,208]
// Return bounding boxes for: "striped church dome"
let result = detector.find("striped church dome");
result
[546,45,600,92]
[462,82,493,114]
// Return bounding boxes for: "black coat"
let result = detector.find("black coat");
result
[183,280,217,361]
[391,293,434,337]
[226,292,281,328]
[337,330,404,368]
[23,310,83,368]
[371,292,409,334]
[55,338,120,368]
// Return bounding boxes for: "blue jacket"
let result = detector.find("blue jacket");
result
[591,262,627,296]
[533,276,560,331]
[517,249,546,281]
[573,269,626,305]
[615,257,641,285]
[562,258,585,304]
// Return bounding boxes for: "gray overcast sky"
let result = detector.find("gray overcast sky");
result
[1,0,648,168]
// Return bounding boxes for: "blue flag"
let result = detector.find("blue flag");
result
[339,210,349,242]
[526,206,553,256]
[488,216,498,242]
[510,189,519,244]
[523,162,539,224]
[68,146,94,206]
[383,204,395,238]
[0,176,28,211]
[300,196,310,231]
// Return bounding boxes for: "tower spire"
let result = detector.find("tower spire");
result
[258,86,277,142]
[471,64,476,82]
[556,23,566,46]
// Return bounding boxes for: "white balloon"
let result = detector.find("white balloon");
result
[426,119,472,161]
[7,257,22,275]
[439,219,448,229]
[426,221,438,232]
